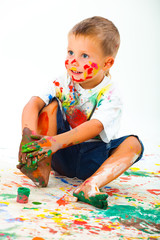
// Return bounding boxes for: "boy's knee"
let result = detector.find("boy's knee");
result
[127,136,142,155]
[41,99,58,115]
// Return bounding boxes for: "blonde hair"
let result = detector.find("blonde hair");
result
[69,16,120,77]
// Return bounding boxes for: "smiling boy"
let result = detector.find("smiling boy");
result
[18,16,144,209]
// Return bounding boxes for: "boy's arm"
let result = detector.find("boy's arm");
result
[22,96,45,133]
[56,119,103,147]
[23,119,104,159]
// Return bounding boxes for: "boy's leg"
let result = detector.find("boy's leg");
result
[17,100,58,187]
[74,136,142,208]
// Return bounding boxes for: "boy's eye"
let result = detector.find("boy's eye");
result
[68,50,74,56]
[82,53,89,59]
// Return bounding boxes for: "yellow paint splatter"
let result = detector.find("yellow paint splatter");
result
[130,167,140,171]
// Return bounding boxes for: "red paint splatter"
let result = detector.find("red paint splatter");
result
[66,106,87,128]
[38,112,49,135]
[71,59,76,64]
[53,80,60,87]
[73,220,88,225]
[85,76,92,80]
[147,189,160,195]
[87,68,93,75]
[65,60,69,67]
[105,188,120,196]
[89,230,99,234]
[49,228,58,234]
[56,196,68,206]
[69,85,74,92]
[91,62,98,69]
[84,64,90,70]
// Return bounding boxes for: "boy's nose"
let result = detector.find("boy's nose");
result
[71,59,79,66]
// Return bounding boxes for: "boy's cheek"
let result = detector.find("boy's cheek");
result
[65,59,69,69]
[83,62,100,79]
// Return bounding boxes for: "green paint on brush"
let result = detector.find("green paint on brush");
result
[97,205,160,224]
[73,191,108,209]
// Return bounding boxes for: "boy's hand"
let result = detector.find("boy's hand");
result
[20,135,60,166]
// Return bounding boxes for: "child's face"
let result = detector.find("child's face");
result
[65,34,106,89]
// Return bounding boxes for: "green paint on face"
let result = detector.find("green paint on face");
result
[73,191,108,209]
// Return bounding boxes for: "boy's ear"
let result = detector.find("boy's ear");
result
[103,57,114,70]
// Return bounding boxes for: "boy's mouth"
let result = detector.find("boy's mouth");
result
[71,70,83,75]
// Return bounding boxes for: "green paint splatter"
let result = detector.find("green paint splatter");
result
[72,214,89,220]
[23,207,39,210]
[0,194,17,200]
[32,201,42,205]
[97,205,160,224]
[47,149,52,156]
[125,197,136,202]
[124,170,154,177]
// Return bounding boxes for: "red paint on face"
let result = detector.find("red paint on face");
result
[38,112,49,135]
[85,76,92,80]
[87,68,93,75]
[65,60,69,67]
[84,64,90,70]
[71,75,85,83]
[71,59,77,64]
[91,62,99,69]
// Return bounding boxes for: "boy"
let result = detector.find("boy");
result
[17,16,144,209]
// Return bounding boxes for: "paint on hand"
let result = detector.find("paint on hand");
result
[73,191,108,209]
[17,187,30,204]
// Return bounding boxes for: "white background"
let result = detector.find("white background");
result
[0,0,160,151]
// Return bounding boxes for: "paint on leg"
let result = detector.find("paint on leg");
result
[38,112,49,135]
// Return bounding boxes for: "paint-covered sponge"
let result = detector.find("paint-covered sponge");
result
[17,187,30,203]
[73,191,108,209]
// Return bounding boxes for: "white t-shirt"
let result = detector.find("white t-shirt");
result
[37,74,122,143]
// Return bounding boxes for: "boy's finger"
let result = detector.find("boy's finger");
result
[30,134,42,140]
[22,145,41,153]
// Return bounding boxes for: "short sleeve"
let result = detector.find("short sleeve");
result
[91,84,122,143]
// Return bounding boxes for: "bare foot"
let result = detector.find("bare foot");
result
[17,128,51,187]
[73,178,108,209]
